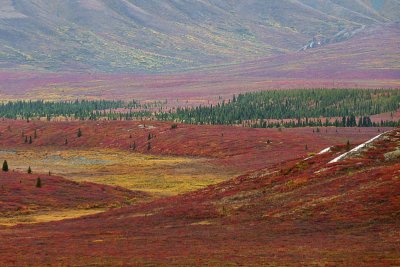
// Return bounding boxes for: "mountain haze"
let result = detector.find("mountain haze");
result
[1,0,399,72]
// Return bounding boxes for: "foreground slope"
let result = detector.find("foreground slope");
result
[1,0,399,72]
[0,171,149,225]
[0,128,399,266]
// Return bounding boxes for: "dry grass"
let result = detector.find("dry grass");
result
[1,148,236,197]
[0,209,106,226]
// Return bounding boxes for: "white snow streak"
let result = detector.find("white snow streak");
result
[318,146,332,155]
[329,132,387,164]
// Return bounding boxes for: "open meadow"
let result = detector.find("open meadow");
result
[0,119,395,229]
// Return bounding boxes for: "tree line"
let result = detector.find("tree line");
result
[1,89,399,127]
[0,99,151,120]
[156,89,400,127]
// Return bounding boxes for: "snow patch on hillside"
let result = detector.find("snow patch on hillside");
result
[318,147,332,155]
[329,132,387,164]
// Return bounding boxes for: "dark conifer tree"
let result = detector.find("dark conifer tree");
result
[346,140,351,151]
[36,177,42,188]
[2,160,8,172]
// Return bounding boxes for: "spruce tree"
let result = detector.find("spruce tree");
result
[77,128,82,138]
[36,177,42,188]
[346,140,351,151]
[2,160,8,172]
[28,166,32,174]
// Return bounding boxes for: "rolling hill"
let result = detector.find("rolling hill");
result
[0,127,398,265]
[1,0,399,72]
[0,170,149,225]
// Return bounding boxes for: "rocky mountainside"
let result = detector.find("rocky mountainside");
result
[0,0,399,72]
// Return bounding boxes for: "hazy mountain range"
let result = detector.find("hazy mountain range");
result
[1,0,399,73]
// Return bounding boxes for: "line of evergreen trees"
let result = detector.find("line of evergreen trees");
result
[1,89,399,127]
[156,89,400,127]
[0,99,151,120]
[246,115,398,129]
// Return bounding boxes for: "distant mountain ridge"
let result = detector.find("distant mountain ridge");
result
[0,0,399,72]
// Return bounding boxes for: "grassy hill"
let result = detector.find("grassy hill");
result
[0,170,149,225]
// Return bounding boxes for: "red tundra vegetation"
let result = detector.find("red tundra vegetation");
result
[0,171,149,224]
[0,119,391,172]
[0,127,398,266]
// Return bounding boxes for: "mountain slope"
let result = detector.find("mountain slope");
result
[1,23,398,101]
[0,0,399,72]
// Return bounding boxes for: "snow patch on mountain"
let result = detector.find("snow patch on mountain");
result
[300,25,366,51]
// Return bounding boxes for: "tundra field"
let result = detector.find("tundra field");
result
[0,119,399,265]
